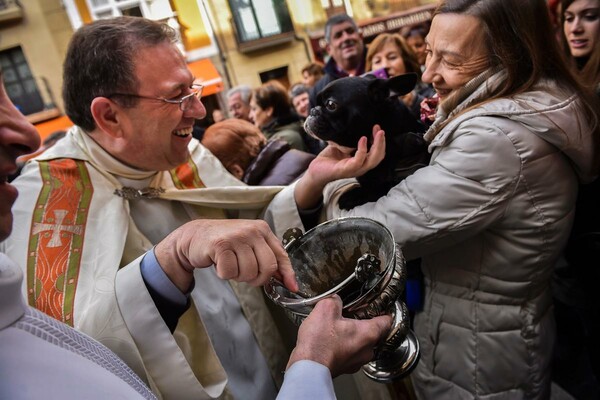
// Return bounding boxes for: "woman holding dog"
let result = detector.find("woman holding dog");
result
[267,0,600,398]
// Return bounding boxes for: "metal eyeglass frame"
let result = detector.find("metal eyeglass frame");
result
[106,84,203,111]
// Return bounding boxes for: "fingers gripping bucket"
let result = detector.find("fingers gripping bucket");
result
[264,217,420,382]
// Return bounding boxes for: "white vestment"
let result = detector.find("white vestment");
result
[0,252,157,400]
[2,126,304,400]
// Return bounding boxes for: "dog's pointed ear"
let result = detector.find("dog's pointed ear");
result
[367,73,418,103]
[367,79,392,104]
[388,73,418,96]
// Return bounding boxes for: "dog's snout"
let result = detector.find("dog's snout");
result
[309,106,321,117]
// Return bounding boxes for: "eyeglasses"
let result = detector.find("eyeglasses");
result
[107,84,203,112]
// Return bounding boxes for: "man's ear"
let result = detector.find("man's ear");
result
[90,97,125,138]
[266,106,274,118]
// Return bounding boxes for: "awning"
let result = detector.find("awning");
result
[187,58,224,97]
[34,115,74,142]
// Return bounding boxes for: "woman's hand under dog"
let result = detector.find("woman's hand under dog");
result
[294,125,386,210]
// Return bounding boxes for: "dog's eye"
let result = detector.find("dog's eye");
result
[324,99,337,112]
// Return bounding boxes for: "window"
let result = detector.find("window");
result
[1,47,45,116]
[86,0,148,19]
[228,0,295,52]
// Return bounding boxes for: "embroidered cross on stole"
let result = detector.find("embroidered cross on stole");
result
[27,159,92,325]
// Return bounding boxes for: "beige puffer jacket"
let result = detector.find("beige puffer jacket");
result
[325,70,597,399]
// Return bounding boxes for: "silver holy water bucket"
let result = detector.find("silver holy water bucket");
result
[264,217,420,382]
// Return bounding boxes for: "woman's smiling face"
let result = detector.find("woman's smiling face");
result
[370,41,408,77]
[421,13,490,103]
[563,0,600,58]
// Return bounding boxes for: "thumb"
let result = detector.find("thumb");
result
[370,314,393,340]
[265,231,299,293]
[277,256,299,293]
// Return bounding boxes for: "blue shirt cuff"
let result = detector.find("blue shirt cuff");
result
[277,360,335,400]
[140,248,188,307]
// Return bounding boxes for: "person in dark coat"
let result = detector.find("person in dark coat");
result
[201,118,314,186]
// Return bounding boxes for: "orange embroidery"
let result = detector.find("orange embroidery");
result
[170,158,205,189]
[27,159,93,325]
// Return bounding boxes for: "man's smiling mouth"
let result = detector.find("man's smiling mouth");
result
[173,127,193,137]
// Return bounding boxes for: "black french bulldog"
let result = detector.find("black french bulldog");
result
[304,73,430,210]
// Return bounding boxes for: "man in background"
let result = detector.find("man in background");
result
[309,14,365,107]
[227,84,253,121]
[290,83,310,118]
[290,83,326,155]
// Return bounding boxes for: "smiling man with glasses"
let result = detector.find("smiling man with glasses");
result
[107,83,204,112]
[0,16,382,400]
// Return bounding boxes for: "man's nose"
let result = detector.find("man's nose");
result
[186,96,206,120]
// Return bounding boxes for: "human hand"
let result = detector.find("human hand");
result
[286,295,392,378]
[294,125,386,209]
[154,219,298,293]
[420,95,439,125]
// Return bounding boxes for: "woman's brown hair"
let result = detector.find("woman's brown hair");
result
[365,33,422,80]
[252,80,293,119]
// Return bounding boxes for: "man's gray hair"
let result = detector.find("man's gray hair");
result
[226,85,252,104]
[290,83,309,98]
[324,14,358,44]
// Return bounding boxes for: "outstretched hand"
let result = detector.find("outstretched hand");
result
[310,125,385,185]
[154,219,298,293]
[287,295,391,378]
[295,125,386,210]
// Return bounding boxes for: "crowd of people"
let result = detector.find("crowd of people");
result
[1,0,599,399]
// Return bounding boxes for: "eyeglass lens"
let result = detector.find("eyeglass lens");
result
[181,86,203,111]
